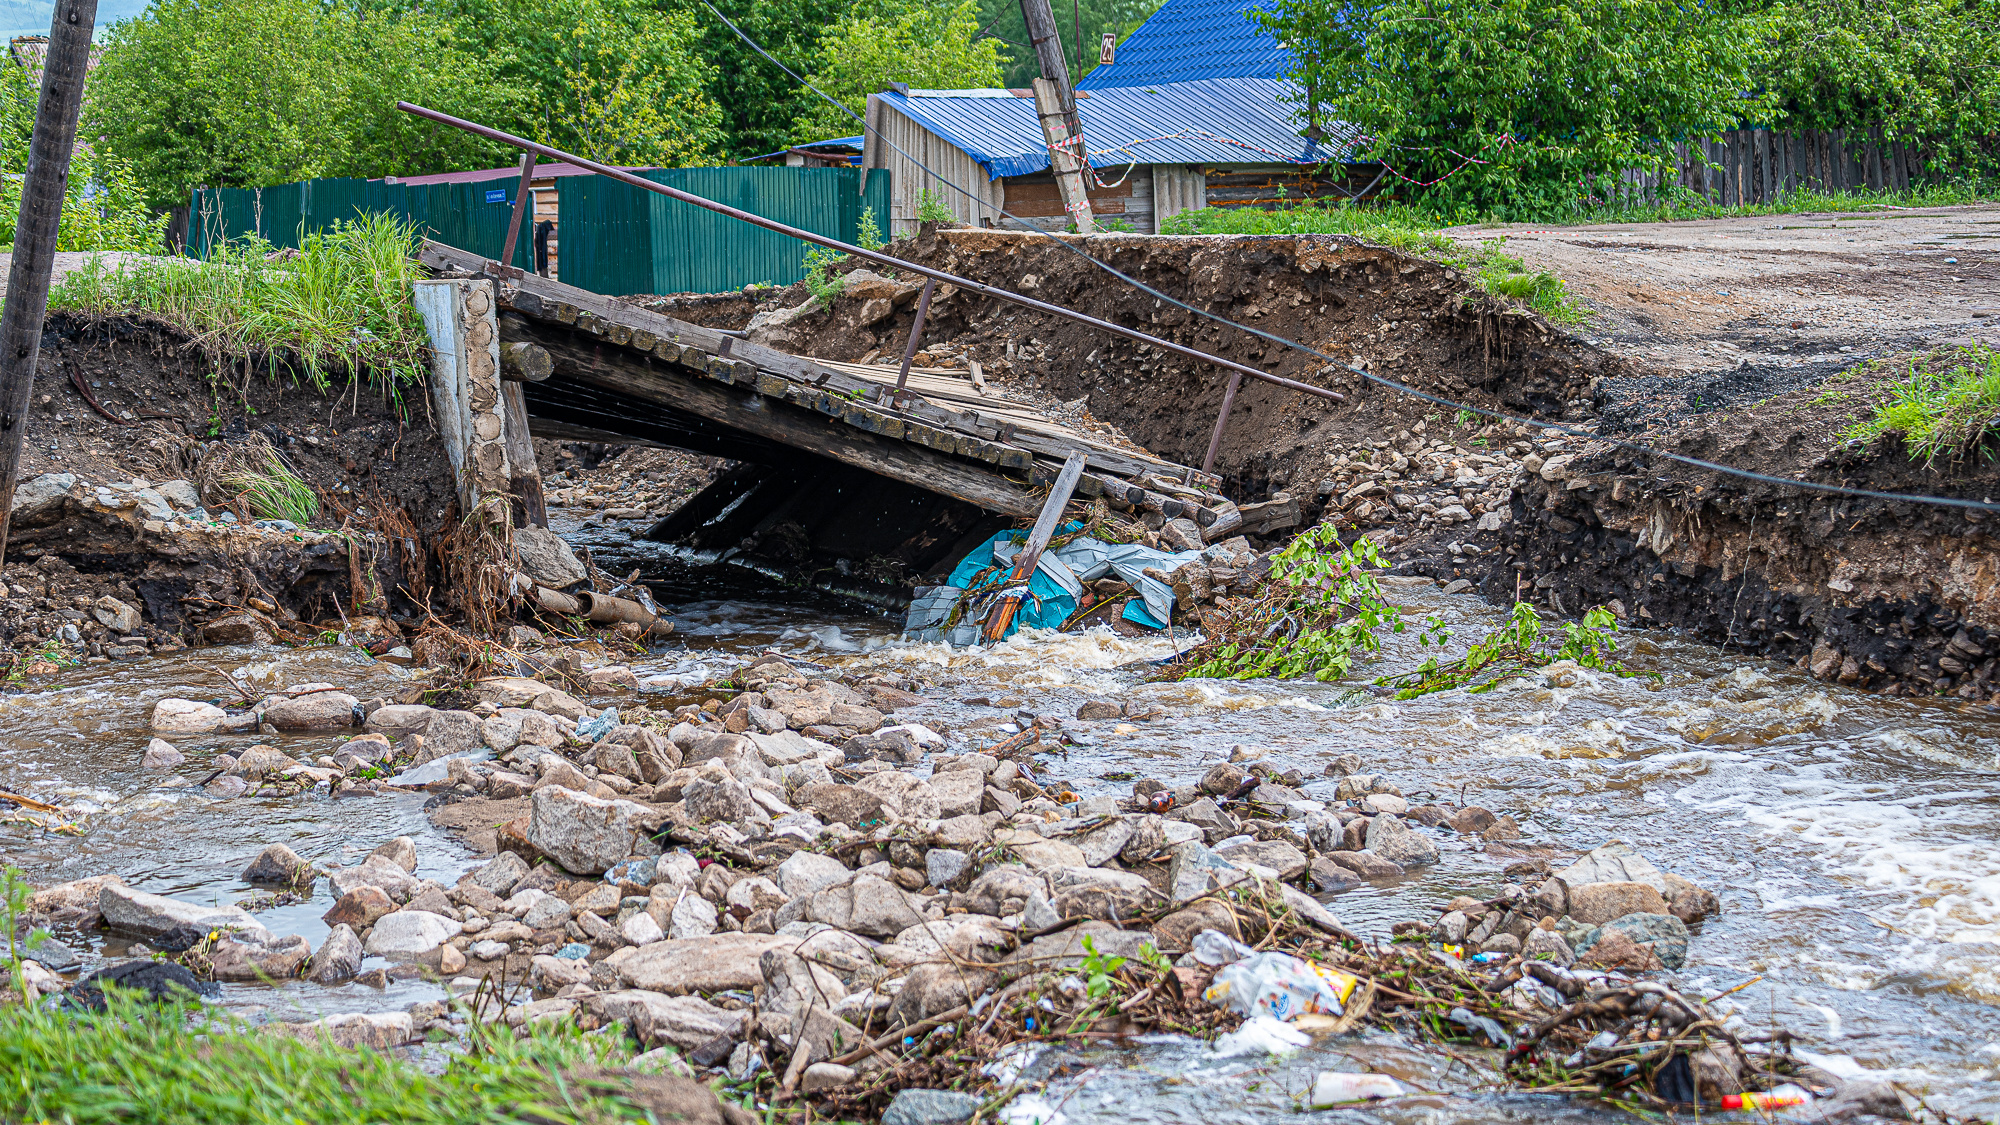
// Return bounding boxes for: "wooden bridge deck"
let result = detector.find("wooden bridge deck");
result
[421,242,1237,532]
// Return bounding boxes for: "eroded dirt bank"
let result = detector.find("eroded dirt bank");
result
[719,223,2000,700]
[0,314,459,661]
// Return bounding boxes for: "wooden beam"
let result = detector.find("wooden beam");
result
[526,326,1043,517]
[982,449,1087,639]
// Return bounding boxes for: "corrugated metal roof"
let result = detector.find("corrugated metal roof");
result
[1076,0,1290,90]
[743,136,865,164]
[878,78,1357,180]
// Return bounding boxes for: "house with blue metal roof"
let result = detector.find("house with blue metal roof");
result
[859,0,1375,235]
[1075,0,1292,90]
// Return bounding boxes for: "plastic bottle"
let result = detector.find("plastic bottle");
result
[1309,1072,1405,1106]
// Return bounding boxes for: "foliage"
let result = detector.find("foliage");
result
[1378,602,1638,698]
[1161,200,1589,324]
[223,452,321,526]
[975,0,1164,88]
[1080,933,1128,999]
[801,244,849,306]
[0,59,164,251]
[1838,343,2000,467]
[1171,525,1441,682]
[663,0,868,159]
[415,0,724,167]
[0,986,678,1125]
[790,0,1007,142]
[915,188,956,224]
[1254,0,1775,217]
[85,0,518,211]
[0,865,45,999]
[855,206,886,251]
[50,213,432,391]
[1756,0,2000,164]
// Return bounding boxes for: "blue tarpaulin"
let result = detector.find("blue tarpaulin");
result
[904,526,1208,644]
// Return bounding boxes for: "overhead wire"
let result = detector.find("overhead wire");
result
[713,5,2000,513]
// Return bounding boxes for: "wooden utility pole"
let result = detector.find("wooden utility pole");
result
[1017,0,1095,233]
[0,0,97,567]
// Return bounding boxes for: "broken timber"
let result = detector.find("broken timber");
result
[420,241,1237,528]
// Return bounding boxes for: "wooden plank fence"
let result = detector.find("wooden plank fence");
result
[1615,125,1930,206]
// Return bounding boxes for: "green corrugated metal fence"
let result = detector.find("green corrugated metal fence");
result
[557,166,892,296]
[186,174,535,265]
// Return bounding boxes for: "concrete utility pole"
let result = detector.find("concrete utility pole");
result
[0,0,97,566]
[1017,0,1095,233]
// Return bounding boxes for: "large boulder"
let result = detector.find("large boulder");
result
[617,933,792,995]
[1165,841,1245,904]
[1557,841,1669,892]
[797,783,888,828]
[803,873,926,938]
[99,885,270,943]
[151,698,226,733]
[587,990,747,1051]
[527,785,664,875]
[1574,912,1691,970]
[1364,815,1438,867]
[1567,881,1672,925]
[516,524,589,588]
[307,924,364,983]
[263,692,359,731]
[361,910,459,961]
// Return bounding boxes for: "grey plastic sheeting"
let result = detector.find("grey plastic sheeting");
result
[904,535,1207,643]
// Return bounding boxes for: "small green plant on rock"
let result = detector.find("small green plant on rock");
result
[914,188,954,224]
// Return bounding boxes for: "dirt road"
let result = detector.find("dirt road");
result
[1446,204,2000,374]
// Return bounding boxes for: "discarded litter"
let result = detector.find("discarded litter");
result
[1722,1086,1812,1111]
[1309,1072,1405,1106]
[1199,929,1361,1021]
[1212,1014,1311,1056]
[905,523,1205,644]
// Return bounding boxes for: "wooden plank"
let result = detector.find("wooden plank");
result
[982,450,1089,639]
[523,326,1043,517]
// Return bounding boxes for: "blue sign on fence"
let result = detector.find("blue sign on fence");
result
[485,188,508,204]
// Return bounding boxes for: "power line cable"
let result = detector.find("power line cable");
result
[699,5,2000,513]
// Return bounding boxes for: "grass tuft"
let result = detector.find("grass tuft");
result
[1839,343,2000,467]
[0,986,677,1125]
[49,211,431,392]
[222,450,320,525]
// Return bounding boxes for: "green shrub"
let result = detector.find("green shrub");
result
[1839,343,2000,467]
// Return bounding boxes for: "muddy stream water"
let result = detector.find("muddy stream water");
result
[4,518,1999,1122]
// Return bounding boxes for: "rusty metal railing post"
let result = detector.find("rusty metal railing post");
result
[894,276,936,406]
[502,152,534,269]
[1201,371,1242,476]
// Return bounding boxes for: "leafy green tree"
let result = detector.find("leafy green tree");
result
[85,0,519,210]
[0,49,164,249]
[415,0,725,165]
[790,0,1007,141]
[974,0,1162,88]
[1255,0,1776,216]
[1759,0,2000,163]
[666,0,867,159]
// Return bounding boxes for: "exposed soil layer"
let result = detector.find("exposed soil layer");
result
[1476,346,2000,700]
[0,314,459,657]
[753,228,1628,502]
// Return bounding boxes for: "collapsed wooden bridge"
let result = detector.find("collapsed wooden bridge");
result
[420,242,1244,593]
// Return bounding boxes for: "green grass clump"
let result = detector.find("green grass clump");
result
[50,211,431,392]
[1839,343,2000,467]
[1160,199,1590,326]
[0,986,685,1125]
[223,451,320,525]
[1545,178,1991,225]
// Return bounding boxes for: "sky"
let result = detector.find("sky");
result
[0,0,152,43]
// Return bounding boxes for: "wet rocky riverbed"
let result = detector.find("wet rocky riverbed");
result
[2,518,1999,1123]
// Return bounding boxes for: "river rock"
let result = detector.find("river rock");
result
[141,738,185,768]
[466,850,529,897]
[881,1089,981,1125]
[272,1011,413,1051]
[618,933,790,994]
[330,858,418,902]
[804,873,925,937]
[264,691,359,731]
[205,775,250,798]
[684,777,763,824]
[363,910,459,961]
[1166,840,1244,904]
[1557,841,1668,893]
[209,933,312,982]
[1216,839,1308,881]
[1051,868,1164,921]
[29,874,123,927]
[774,850,850,899]
[1364,815,1438,867]
[528,785,662,875]
[1308,856,1363,891]
[956,866,1039,917]
[516,524,589,588]
[1663,873,1721,922]
[801,1063,856,1091]
[415,710,482,764]
[1071,818,1136,867]
[369,836,418,873]
[855,771,940,821]
[1574,912,1690,969]
[152,698,226,733]
[926,769,985,819]
[99,884,271,943]
[669,893,718,940]
[365,704,436,738]
[798,783,888,828]
[11,472,76,521]
[308,924,364,983]
[925,848,972,889]
[92,595,143,634]
[1523,926,1574,966]
[1567,881,1671,925]
[590,990,747,1051]
[241,843,314,885]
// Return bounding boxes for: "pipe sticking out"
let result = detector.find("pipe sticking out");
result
[530,583,675,637]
